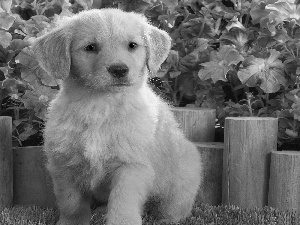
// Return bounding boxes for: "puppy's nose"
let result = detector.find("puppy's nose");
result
[107,64,129,78]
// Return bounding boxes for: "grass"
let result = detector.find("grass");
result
[1,203,300,225]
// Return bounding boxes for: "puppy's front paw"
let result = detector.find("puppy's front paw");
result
[106,213,142,225]
[92,205,107,215]
[56,217,90,225]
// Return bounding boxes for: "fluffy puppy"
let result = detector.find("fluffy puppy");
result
[31,8,202,225]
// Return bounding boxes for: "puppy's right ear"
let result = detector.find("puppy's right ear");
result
[31,28,71,80]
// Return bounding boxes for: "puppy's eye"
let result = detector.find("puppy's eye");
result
[128,42,138,50]
[84,44,97,52]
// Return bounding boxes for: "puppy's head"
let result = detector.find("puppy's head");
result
[31,8,171,92]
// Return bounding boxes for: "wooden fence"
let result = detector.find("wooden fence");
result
[0,108,299,211]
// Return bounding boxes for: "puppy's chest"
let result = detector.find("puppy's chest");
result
[49,98,156,165]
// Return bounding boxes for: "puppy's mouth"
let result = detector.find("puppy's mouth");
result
[111,82,133,87]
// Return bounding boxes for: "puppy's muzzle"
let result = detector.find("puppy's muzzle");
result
[107,64,129,78]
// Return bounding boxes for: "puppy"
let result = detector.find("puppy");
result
[31,8,202,225]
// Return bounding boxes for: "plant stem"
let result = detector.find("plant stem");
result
[173,76,179,106]
[230,83,239,103]
[257,87,265,108]
[247,98,253,116]
[245,93,254,116]
[14,107,19,120]
[293,119,297,132]
[181,41,186,55]
[284,45,296,59]
[244,86,249,99]
[244,13,250,28]
[172,92,178,106]
[178,92,184,106]
[198,21,206,38]
[265,93,269,109]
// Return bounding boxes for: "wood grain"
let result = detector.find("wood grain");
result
[268,151,300,211]
[196,142,224,206]
[0,116,13,207]
[171,107,216,142]
[13,146,56,207]
[222,117,278,208]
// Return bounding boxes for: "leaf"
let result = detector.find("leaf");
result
[199,60,229,83]
[237,50,286,93]
[201,98,217,108]
[169,71,181,78]
[18,124,37,141]
[295,69,300,78]
[20,83,58,119]
[249,1,271,25]
[223,101,251,117]
[179,76,195,96]
[213,1,239,19]
[166,50,180,69]
[291,102,300,121]
[0,67,8,77]
[180,17,212,39]
[157,50,180,77]
[0,0,12,13]
[2,78,18,91]
[285,128,298,137]
[31,15,51,25]
[22,16,51,37]
[13,119,24,127]
[9,39,30,51]
[0,45,8,63]
[179,38,211,69]
[266,1,300,25]
[198,45,244,83]
[226,17,246,31]
[196,38,209,52]
[220,29,249,51]
[162,0,178,13]
[75,0,92,9]
[158,14,178,27]
[219,45,244,65]
[156,63,170,77]
[0,30,12,48]
[0,12,15,30]
[59,0,73,17]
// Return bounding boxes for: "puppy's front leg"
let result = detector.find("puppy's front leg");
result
[51,174,92,225]
[106,164,154,225]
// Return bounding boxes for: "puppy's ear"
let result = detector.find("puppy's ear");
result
[145,25,171,76]
[31,28,71,80]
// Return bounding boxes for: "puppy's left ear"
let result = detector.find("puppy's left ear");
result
[145,25,171,76]
[31,28,72,80]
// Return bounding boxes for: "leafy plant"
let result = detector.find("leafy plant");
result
[2,0,300,148]
[0,0,77,146]
[145,0,300,148]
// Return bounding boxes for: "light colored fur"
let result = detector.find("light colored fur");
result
[31,8,202,225]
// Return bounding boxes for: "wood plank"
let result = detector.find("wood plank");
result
[13,146,56,207]
[222,117,278,208]
[0,116,13,207]
[196,142,223,206]
[171,107,216,142]
[268,151,300,211]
